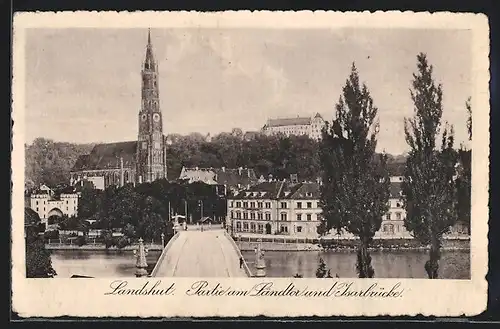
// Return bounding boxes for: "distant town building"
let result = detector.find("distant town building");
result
[227,180,322,237]
[227,173,467,239]
[377,176,412,238]
[29,184,79,226]
[261,113,325,140]
[70,30,168,190]
[178,166,258,195]
[243,131,261,141]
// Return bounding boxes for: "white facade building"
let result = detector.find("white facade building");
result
[262,113,325,140]
[30,188,79,225]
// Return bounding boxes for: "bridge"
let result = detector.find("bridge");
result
[150,229,252,277]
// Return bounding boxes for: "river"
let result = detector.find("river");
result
[49,249,470,279]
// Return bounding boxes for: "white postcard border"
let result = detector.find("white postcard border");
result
[12,11,490,317]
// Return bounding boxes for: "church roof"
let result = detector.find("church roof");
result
[72,141,137,171]
[179,167,258,187]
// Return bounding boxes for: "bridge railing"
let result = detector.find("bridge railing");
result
[149,232,180,277]
[224,230,252,277]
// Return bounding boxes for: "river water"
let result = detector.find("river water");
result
[50,249,470,279]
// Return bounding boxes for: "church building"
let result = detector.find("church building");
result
[70,30,168,189]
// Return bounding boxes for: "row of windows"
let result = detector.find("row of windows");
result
[233,222,314,234]
[231,211,317,221]
[230,201,318,209]
[381,223,406,234]
[389,201,403,208]
[231,201,272,209]
[386,212,403,220]
[235,222,265,233]
[35,200,76,205]
[35,206,77,212]
[231,211,272,220]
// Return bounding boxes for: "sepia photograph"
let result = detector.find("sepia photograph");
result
[12,11,489,317]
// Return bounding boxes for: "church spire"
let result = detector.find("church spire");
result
[144,29,156,70]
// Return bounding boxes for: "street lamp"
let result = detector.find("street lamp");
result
[254,238,266,277]
[133,237,149,277]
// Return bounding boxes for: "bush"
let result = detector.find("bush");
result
[75,236,87,246]
[116,237,130,249]
[44,230,59,241]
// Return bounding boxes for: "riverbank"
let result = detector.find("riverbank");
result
[46,243,164,251]
[237,238,470,252]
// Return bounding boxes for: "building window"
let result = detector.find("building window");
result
[36,207,38,211]
[243,213,248,219]
[230,211,234,219]
[307,214,312,221]
[250,202,255,208]
[36,201,39,205]
[386,213,391,220]
[230,201,234,208]
[280,213,287,221]
[258,202,263,208]
[317,202,320,208]
[66,200,69,204]
[396,212,402,220]
[280,202,287,209]
[297,202,302,209]
[250,223,256,232]
[258,213,263,220]
[243,222,249,231]
[296,214,302,221]
[297,226,302,233]
[396,202,401,208]
[236,202,241,208]
[236,211,241,219]
[280,226,288,233]
[307,202,312,208]
[236,222,241,231]
[258,224,264,233]
[250,212,256,220]
[243,202,248,208]
[265,213,271,220]
[265,202,271,208]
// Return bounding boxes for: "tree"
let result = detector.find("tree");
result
[402,53,458,279]
[316,257,332,278]
[319,63,390,278]
[25,222,57,278]
[456,98,472,234]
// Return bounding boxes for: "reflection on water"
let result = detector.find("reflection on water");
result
[50,250,161,278]
[241,250,471,279]
[50,249,470,279]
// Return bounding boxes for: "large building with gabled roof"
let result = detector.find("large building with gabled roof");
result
[70,30,168,189]
[261,113,325,140]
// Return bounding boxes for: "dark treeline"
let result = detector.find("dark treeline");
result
[73,179,225,239]
[25,138,95,188]
[26,134,409,188]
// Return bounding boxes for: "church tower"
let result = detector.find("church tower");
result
[136,29,166,184]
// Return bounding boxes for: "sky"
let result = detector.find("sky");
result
[25,28,472,154]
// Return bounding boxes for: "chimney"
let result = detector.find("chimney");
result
[120,157,124,187]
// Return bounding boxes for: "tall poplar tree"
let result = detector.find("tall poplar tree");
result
[403,53,458,279]
[319,63,390,278]
[456,98,472,233]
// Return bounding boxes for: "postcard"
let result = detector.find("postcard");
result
[12,10,489,317]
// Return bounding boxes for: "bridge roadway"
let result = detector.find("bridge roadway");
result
[152,229,249,277]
